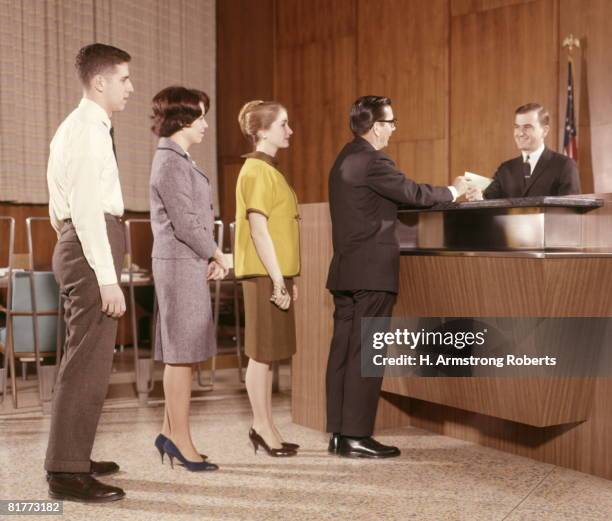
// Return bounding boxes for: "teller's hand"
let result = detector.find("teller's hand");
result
[466,185,484,201]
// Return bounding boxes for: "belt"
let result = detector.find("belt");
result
[64,214,122,225]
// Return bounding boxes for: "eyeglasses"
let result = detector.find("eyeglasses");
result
[376,118,398,128]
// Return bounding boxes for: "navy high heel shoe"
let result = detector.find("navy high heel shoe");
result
[154,434,167,463]
[162,438,219,472]
[154,434,207,464]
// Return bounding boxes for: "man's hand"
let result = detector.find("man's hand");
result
[99,284,126,318]
[292,283,298,302]
[452,176,468,197]
[466,185,484,201]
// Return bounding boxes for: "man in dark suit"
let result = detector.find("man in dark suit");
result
[468,103,580,200]
[325,96,467,458]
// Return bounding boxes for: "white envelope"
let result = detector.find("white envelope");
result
[464,171,493,191]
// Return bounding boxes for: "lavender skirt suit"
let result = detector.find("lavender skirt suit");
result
[150,137,217,363]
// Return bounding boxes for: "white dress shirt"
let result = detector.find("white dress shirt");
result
[521,143,545,176]
[47,98,124,286]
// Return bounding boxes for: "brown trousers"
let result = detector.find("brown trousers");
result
[44,215,125,473]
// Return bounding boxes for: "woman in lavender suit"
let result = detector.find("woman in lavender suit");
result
[149,86,228,471]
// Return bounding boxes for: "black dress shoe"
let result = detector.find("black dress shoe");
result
[48,473,125,503]
[336,436,401,459]
[328,433,341,454]
[90,460,120,477]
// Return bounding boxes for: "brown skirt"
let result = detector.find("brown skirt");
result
[242,277,296,363]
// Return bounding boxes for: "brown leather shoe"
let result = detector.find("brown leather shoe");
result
[48,473,125,503]
[90,460,120,477]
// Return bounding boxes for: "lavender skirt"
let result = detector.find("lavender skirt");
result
[153,257,216,364]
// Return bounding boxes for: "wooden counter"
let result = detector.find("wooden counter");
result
[292,201,612,481]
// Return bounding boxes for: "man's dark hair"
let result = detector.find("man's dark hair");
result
[515,102,550,126]
[151,86,210,137]
[349,96,392,136]
[75,43,131,86]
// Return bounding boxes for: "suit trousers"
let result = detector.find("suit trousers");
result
[44,215,125,473]
[326,289,396,437]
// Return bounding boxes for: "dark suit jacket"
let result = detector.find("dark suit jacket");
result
[483,147,580,199]
[326,137,453,293]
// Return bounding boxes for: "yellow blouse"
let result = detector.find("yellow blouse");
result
[234,153,300,278]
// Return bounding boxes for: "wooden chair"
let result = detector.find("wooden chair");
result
[0,216,16,406]
[24,217,62,409]
[123,218,155,404]
[0,217,61,409]
[195,220,224,389]
[229,221,245,382]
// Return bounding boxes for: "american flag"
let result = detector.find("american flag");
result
[562,60,577,159]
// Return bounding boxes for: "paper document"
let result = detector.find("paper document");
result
[464,171,493,191]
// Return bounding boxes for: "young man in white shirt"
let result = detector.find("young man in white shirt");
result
[45,43,133,503]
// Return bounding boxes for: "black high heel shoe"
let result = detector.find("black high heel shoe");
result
[249,428,297,457]
[154,434,207,464]
[162,439,219,472]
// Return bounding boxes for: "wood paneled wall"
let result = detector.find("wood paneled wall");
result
[559,0,612,194]
[3,1,611,239]
[450,0,534,17]
[217,0,612,221]
[276,0,356,203]
[217,0,275,225]
[359,0,450,187]
[450,0,559,179]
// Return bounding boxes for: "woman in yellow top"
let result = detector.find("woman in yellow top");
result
[235,100,300,457]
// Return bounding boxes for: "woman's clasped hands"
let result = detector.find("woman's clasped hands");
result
[207,249,230,281]
[270,280,298,310]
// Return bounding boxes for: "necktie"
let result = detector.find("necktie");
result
[110,127,117,162]
[523,155,531,178]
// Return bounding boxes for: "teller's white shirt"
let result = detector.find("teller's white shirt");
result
[521,143,545,176]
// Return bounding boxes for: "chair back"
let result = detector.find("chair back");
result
[124,219,153,273]
[6,272,59,354]
[229,221,236,254]
[0,216,15,272]
[26,217,56,271]
[214,220,224,250]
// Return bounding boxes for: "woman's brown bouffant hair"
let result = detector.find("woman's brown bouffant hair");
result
[151,86,210,137]
[238,100,285,146]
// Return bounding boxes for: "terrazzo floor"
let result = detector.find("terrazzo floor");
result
[1,370,611,521]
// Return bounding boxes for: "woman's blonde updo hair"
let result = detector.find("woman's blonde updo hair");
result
[238,100,285,146]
